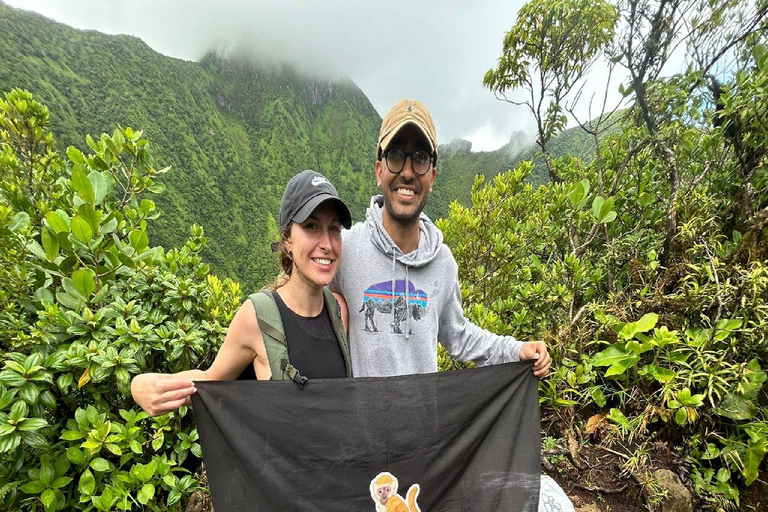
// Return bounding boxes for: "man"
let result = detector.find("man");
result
[332,98,550,378]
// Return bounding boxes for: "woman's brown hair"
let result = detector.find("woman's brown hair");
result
[268,225,293,291]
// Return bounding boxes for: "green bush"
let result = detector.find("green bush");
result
[0,89,241,511]
[440,51,768,508]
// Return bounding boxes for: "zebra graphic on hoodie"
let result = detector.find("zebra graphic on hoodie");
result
[359,279,428,335]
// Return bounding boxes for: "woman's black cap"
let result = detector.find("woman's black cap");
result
[278,170,352,233]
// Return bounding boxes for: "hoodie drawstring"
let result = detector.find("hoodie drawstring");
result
[390,249,410,339]
[405,265,410,340]
[390,249,396,329]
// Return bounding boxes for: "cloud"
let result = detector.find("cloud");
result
[7,0,626,151]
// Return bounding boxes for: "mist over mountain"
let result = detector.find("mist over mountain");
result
[0,1,594,288]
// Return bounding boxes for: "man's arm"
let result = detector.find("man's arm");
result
[438,280,524,365]
[438,274,550,377]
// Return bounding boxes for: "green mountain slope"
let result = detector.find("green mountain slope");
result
[431,122,601,220]
[0,2,381,289]
[0,1,602,286]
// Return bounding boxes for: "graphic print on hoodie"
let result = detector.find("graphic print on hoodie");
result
[332,196,524,378]
[359,279,428,335]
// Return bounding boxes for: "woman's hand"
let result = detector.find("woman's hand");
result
[130,373,200,417]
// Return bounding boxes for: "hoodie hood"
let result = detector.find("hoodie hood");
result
[366,195,443,268]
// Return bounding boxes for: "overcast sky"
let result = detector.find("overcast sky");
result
[7,0,624,151]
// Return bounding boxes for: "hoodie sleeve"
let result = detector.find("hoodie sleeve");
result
[437,256,524,366]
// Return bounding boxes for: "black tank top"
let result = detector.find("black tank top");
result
[271,291,347,379]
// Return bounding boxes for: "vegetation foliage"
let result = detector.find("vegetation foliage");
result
[1,0,767,510]
[0,89,241,510]
[442,0,768,508]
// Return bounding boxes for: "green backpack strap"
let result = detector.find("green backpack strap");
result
[248,290,308,388]
[322,288,352,378]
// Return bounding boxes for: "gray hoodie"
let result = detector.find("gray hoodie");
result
[332,196,524,377]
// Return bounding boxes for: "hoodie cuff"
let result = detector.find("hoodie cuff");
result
[506,336,524,362]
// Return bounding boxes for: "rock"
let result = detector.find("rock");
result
[653,469,693,512]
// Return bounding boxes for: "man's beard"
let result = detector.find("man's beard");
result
[384,195,424,226]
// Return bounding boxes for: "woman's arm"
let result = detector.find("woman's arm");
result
[131,300,267,416]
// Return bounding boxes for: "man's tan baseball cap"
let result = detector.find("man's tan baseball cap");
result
[378,99,438,162]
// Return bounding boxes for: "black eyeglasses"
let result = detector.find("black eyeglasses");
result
[381,148,434,175]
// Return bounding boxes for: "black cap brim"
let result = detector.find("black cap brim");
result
[292,193,352,229]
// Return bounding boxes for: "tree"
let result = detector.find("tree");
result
[484,0,618,182]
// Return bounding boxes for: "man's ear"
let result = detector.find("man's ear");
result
[375,160,383,188]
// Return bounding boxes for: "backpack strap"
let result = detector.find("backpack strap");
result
[248,290,308,388]
[322,288,352,378]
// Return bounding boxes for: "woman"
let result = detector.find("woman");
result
[131,170,353,416]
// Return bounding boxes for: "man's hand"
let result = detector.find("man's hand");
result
[519,341,550,378]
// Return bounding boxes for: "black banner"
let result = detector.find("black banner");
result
[192,361,541,511]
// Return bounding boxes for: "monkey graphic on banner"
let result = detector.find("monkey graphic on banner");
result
[369,472,421,512]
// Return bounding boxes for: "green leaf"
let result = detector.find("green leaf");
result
[592,195,604,220]
[675,408,688,425]
[568,181,585,207]
[41,489,55,510]
[61,277,86,300]
[57,373,74,392]
[70,216,93,244]
[56,292,83,311]
[41,228,59,261]
[148,182,166,194]
[66,146,85,165]
[51,476,72,489]
[78,469,95,496]
[60,430,84,441]
[71,269,96,298]
[599,196,615,220]
[71,168,95,205]
[26,240,47,260]
[20,480,46,494]
[744,440,767,485]
[137,483,155,505]
[618,313,658,340]
[88,171,109,205]
[0,432,21,453]
[701,443,720,460]
[77,203,102,234]
[129,440,142,454]
[607,408,631,429]
[90,457,110,472]
[10,400,28,420]
[9,211,30,232]
[129,230,149,254]
[67,446,87,465]
[105,443,122,456]
[39,463,55,486]
[646,365,676,383]
[591,343,635,374]
[18,418,47,431]
[21,429,48,447]
[715,392,756,420]
[44,210,71,234]
[167,489,181,506]
[605,357,636,377]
